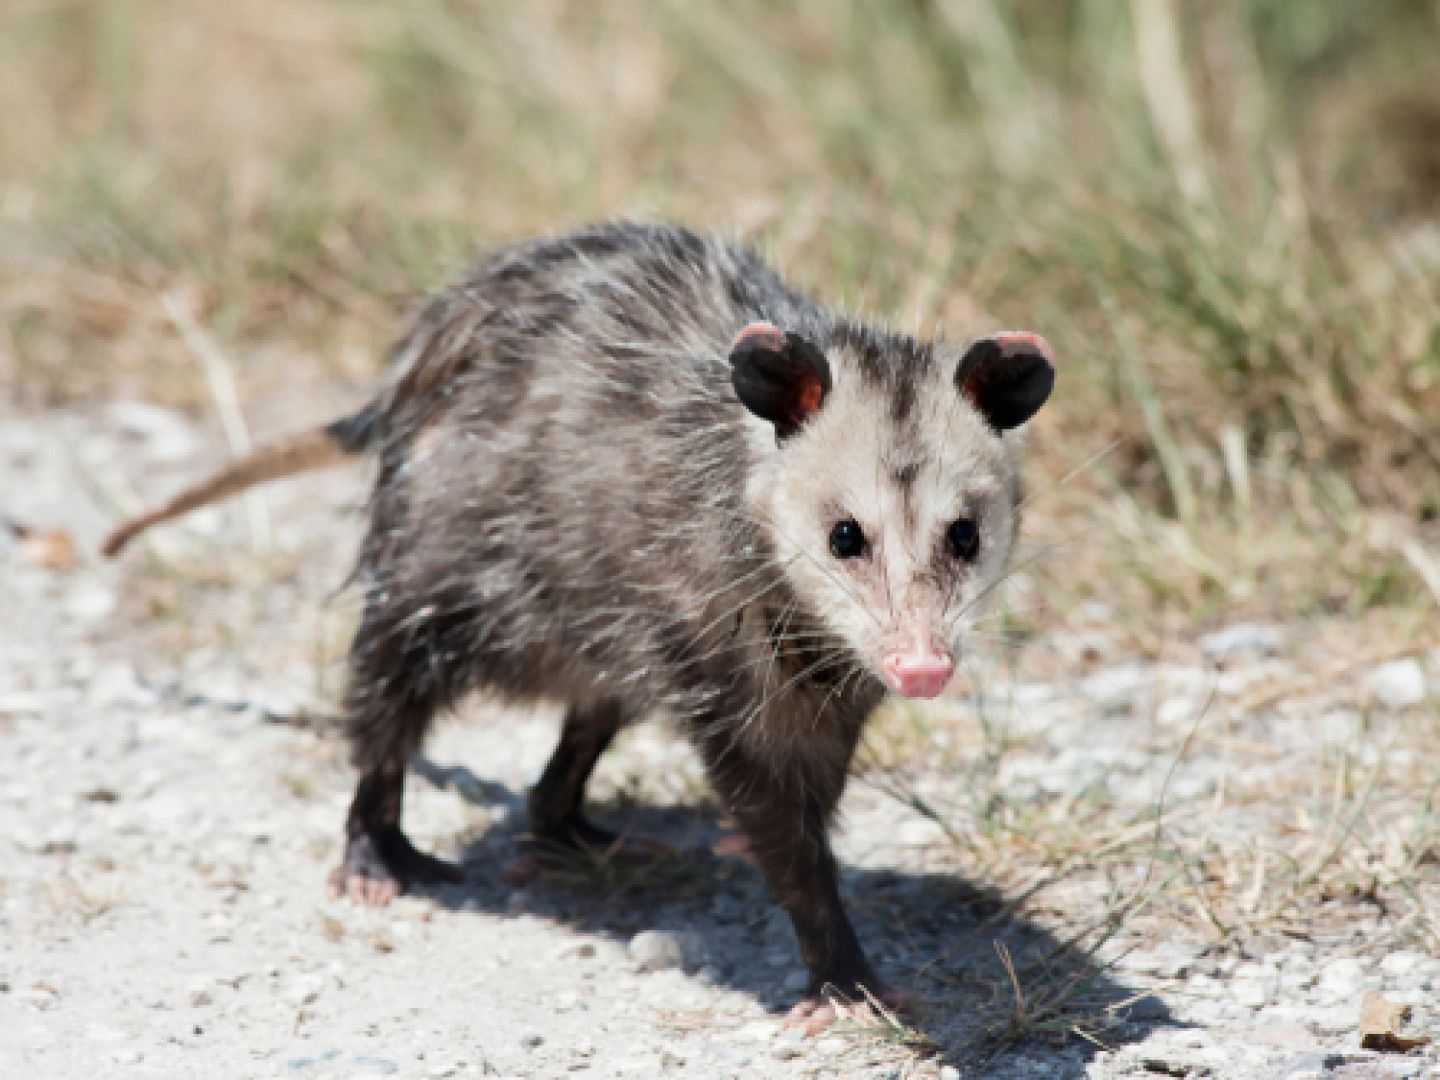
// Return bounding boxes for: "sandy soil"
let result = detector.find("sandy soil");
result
[3,402,1438,1079]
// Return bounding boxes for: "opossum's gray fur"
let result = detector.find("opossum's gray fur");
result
[106,221,1055,1013]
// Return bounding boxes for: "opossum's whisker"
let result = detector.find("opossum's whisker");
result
[732,649,856,738]
[1016,436,1125,514]
[944,540,1078,637]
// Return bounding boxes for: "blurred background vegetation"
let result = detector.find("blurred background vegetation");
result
[3,0,1439,634]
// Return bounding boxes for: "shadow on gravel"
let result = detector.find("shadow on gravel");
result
[408,756,1176,1076]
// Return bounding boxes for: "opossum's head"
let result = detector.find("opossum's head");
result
[731,322,1053,699]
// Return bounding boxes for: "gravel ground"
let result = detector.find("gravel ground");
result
[3,402,1439,1079]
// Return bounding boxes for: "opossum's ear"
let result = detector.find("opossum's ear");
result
[955,332,1055,431]
[728,322,832,439]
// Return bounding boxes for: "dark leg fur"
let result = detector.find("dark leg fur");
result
[329,589,468,906]
[503,699,677,887]
[328,758,463,906]
[695,720,884,1011]
[527,698,626,849]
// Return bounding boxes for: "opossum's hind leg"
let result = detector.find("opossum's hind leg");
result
[327,758,464,906]
[328,593,466,906]
[509,699,670,883]
[526,698,627,849]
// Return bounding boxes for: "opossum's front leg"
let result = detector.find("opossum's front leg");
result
[328,757,464,906]
[696,729,897,1029]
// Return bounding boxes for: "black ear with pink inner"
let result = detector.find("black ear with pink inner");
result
[728,322,833,440]
[955,332,1055,431]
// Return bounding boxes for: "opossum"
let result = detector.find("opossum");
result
[104,222,1054,1023]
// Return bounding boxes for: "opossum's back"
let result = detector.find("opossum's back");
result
[374,223,821,433]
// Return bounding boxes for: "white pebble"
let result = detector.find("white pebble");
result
[628,929,684,973]
[896,818,947,848]
[1367,659,1428,709]
[65,583,117,623]
[771,1029,805,1060]
[1199,622,1283,660]
[1380,950,1427,977]
[106,400,201,463]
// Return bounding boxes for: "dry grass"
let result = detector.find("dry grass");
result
[4,1,1439,628]
[861,612,1440,967]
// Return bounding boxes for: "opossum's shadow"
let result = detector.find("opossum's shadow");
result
[408,756,1176,1075]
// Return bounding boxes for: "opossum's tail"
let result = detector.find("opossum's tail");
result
[101,403,378,558]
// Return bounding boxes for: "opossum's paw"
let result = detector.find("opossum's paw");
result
[504,817,675,886]
[712,824,758,866]
[784,982,912,1036]
[326,828,464,907]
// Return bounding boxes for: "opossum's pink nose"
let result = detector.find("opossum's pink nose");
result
[882,652,955,699]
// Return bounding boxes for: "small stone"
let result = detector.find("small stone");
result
[772,1030,806,1060]
[1199,622,1283,661]
[896,818,947,848]
[188,988,213,1008]
[738,1021,775,1043]
[520,1033,544,1050]
[1078,664,1152,714]
[1380,950,1427,977]
[940,1068,961,1080]
[1317,957,1367,999]
[704,1043,753,1068]
[628,930,684,973]
[1382,1060,1423,1079]
[65,583,117,623]
[1253,1019,1315,1050]
[107,400,201,462]
[1117,942,1203,979]
[1367,659,1428,709]
[1232,979,1270,1008]
[1306,1004,1359,1035]
[351,1057,399,1075]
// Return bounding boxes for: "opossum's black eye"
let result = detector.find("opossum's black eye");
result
[828,519,867,560]
[947,518,980,561]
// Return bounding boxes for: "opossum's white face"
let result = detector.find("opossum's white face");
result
[732,324,1053,699]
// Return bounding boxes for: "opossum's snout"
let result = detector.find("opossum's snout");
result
[826,519,961,698]
[880,626,954,699]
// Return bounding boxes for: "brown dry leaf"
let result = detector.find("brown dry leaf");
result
[1359,990,1431,1052]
